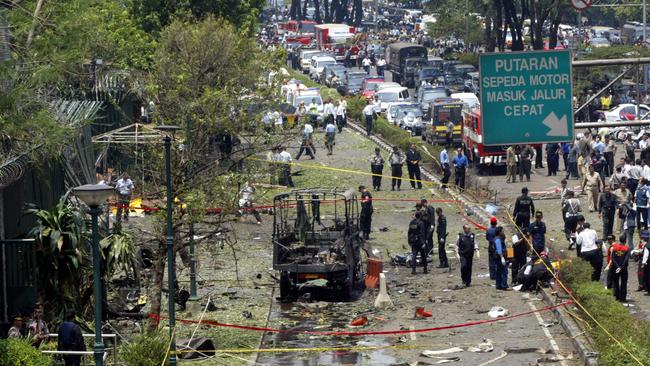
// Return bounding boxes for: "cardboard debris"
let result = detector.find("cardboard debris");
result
[488,306,509,318]
[421,347,464,357]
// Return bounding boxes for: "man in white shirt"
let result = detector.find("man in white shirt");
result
[362,56,372,74]
[576,222,602,281]
[362,102,375,136]
[335,100,346,132]
[323,99,336,126]
[324,121,337,155]
[116,172,134,222]
[376,57,386,77]
[278,147,294,187]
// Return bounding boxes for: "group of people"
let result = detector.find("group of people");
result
[367,144,423,191]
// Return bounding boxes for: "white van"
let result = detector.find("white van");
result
[375,87,411,112]
[451,92,480,111]
[309,56,337,81]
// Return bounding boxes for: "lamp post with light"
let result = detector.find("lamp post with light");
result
[72,184,114,366]
[154,124,180,366]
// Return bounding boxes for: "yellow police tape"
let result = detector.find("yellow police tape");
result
[504,211,645,365]
[170,344,420,355]
[249,156,483,203]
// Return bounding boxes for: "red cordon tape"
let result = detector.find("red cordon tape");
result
[149,300,572,336]
[463,215,487,231]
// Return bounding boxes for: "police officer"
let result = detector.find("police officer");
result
[406,144,423,189]
[529,211,547,254]
[455,225,480,287]
[436,207,449,268]
[598,186,619,239]
[420,199,436,255]
[513,187,535,229]
[486,217,498,280]
[408,211,428,274]
[359,185,373,240]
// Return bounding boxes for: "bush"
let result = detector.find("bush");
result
[559,260,650,365]
[119,331,169,366]
[345,95,366,121]
[0,338,55,366]
[458,53,479,68]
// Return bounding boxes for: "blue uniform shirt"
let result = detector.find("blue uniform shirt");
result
[453,155,468,168]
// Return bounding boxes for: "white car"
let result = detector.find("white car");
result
[375,86,411,112]
[603,103,650,122]
[451,92,480,111]
[386,102,415,124]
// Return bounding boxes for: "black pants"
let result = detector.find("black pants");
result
[441,166,451,188]
[511,249,526,284]
[612,266,628,302]
[566,162,579,179]
[371,165,383,189]
[360,213,372,239]
[604,151,614,176]
[336,115,345,132]
[519,160,531,181]
[564,215,579,241]
[391,164,403,189]
[116,194,131,222]
[280,167,294,187]
[562,152,569,171]
[515,213,530,230]
[602,211,615,238]
[407,164,422,188]
[437,233,448,267]
[365,115,373,135]
[460,254,474,285]
[424,226,434,254]
[63,356,81,366]
[296,145,314,160]
[411,243,427,273]
[455,167,466,191]
[581,249,603,281]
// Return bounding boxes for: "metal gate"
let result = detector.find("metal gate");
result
[0,239,37,323]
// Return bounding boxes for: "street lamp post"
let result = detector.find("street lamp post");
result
[73,184,114,366]
[155,125,180,366]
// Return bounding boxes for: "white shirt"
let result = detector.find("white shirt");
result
[362,104,374,116]
[324,103,335,117]
[303,123,314,135]
[278,150,292,162]
[116,178,134,195]
[628,165,643,180]
[377,59,386,67]
[577,228,598,253]
[325,123,337,133]
[362,58,371,67]
[643,165,650,180]
[336,103,345,116]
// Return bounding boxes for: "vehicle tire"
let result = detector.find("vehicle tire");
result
[279,271,291,299]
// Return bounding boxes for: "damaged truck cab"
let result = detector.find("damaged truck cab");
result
[272,188,365,300]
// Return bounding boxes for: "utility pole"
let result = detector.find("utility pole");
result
[644,0,647,45]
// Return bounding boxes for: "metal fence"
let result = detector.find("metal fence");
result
[43,333,118,366]
[0,239,37,324]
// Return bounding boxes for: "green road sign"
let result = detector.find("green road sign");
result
[479,50,573,146]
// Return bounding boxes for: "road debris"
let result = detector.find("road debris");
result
[488,306,509,318]
[421,347,464,357]
[477,351,508,366]
[349,315,368,327]
[467,339,494,353]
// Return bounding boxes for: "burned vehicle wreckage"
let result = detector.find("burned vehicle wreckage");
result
[272,188,366,300]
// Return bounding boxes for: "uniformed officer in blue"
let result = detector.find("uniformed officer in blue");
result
[455,225,480,287]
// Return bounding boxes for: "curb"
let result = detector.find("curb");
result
[345,120,492,228]
[540,288,599,366]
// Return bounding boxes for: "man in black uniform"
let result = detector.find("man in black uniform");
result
[420,199,436,255]
[359,185,373,240]
[598,186,619,239]
[456,225,479,287]
[369,147,385,191]
[406,144,423,189]
[436,207,449,268]
[408,211,428,274]
[513,187,535,229]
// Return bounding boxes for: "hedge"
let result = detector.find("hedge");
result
[0,338,54,366]
[559,259,650,365]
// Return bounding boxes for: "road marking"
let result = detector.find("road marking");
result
[528,301,568,366]
[409,325,417,341]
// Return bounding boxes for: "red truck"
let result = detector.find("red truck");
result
[462,108,507,174]
[314,23,356,54]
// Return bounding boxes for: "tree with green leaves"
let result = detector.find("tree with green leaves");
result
[139,17,290,323]
[425,0,484,46]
